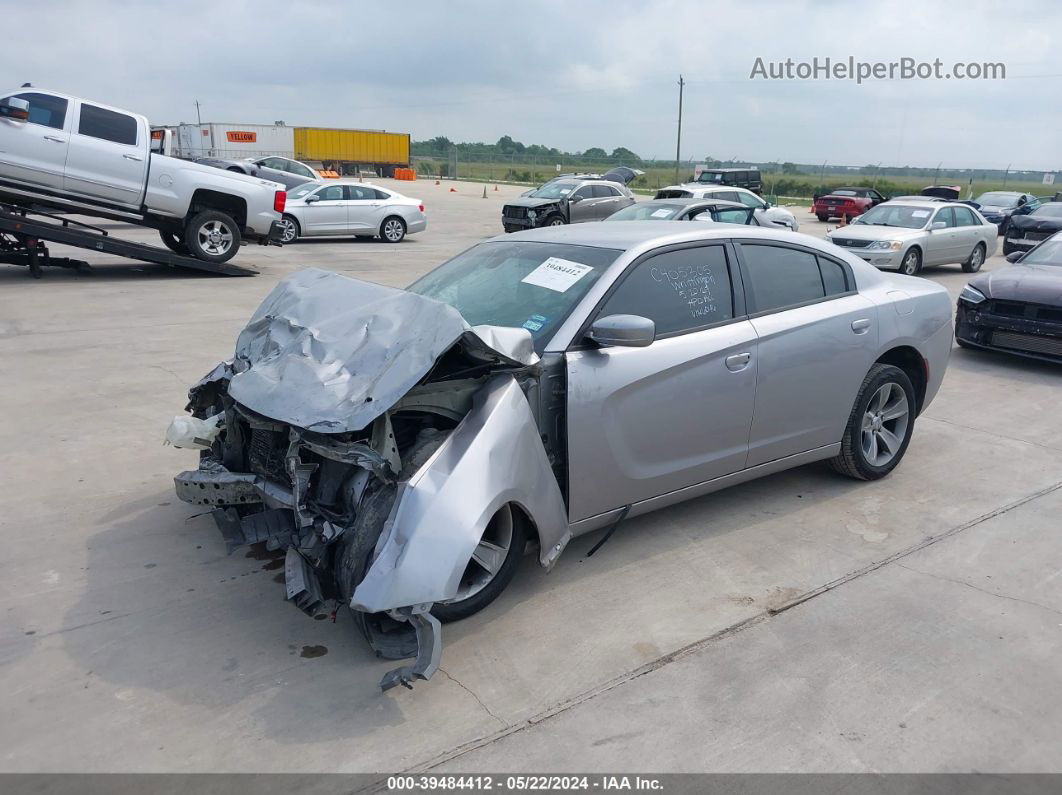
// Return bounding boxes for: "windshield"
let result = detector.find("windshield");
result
[1020,239,1062,266]
[975,192,1020,207]
[288,182,320,199]
[1032,204,1062,218]
[697,172,724,183]
[854,204,933,229]
[606,203,681,221]
[408,241,620,351]
[529,181,579,199]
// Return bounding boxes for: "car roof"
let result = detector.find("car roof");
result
[638,198,746,209]
[502,220,804,250]
[881,199,966,207]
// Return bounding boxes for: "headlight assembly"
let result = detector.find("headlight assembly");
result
[866,240,903,251]
[959,285,987,305]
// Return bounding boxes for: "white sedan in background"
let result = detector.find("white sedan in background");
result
[279,180,427,243]
[655,184,799,231]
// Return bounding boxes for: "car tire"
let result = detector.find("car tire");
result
[159,229,190,256]
[829,363,916,481]
[431,504,528,623]
[816,213,830,222]
[898,247,922,276]
[998,220,1008,237]
[277,214,300,244]
[380,216,406,243]
[545,214,566,226]
[962,243,986,273]
[184,210,241,264]
[1002,242,1014,256]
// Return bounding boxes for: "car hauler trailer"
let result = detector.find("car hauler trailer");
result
[0,203,258,278]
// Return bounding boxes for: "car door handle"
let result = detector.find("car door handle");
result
[123,153,143,161]
[725,352,751,371]
[851,318,871,334]
[43,135,65,143]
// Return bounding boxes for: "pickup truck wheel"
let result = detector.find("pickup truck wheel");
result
[185,210,241,263]
[277,215,300,243]
[159,230,190,256]
[380,216,406,243]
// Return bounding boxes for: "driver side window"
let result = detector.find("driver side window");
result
[598,245,735,337]
[572,186,593,200]
[8,92,68,129]
[316,185,344,201]
[735,191,763,209]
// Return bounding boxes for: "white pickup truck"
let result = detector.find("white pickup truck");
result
[0,88,285,263]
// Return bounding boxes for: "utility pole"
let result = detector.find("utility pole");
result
[1002,163,1011,188]
[674,75,685,184]
[195,100,202,126]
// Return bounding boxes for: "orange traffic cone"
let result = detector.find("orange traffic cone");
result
[839,214,848,226]
[494,184,498,191]
[435,180,440,185]
[482,186,487,198]
[449,187,457,192]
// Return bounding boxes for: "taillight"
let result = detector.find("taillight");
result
[418,204,425,213]
[274,191,286,213]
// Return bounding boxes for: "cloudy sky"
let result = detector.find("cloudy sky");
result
[5,0,1060,170]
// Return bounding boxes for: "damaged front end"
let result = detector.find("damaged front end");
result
[169,269,569,690]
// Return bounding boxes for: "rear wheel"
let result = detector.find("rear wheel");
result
[816,213,829,222]
[830,364,916,481]
[962,243,986,273]
[277,214,300,244]
[380,216,406,243]
[184,210,241,263]
[899,248,922,276]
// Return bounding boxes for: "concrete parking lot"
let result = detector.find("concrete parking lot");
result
[1,179,1060,775]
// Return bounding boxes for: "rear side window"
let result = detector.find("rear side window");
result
[953,206,978,226]
[740,244,825,313]
[599,245,734,335]
[78,104,138,145]
[13,92,67,129]
[372,189,392,200]
[818,256,849,295]
[934,207,957,228]
[591,185,613,198]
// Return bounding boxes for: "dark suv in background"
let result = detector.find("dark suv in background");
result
[689,167,763,193]
[501,167,640,231]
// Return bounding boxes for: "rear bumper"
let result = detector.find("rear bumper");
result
[814,204,863,218]
[406,217,427,235]
[955,301,1062,364]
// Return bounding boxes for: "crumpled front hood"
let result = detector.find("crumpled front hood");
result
[973,265,1062,303]
[227,268,534,433]
[503,197,563,209]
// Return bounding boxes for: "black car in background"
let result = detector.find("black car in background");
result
[969,191,1040,235]
[956,232,1062,363]
[1003,203,1062,255]
[691,167,762,193]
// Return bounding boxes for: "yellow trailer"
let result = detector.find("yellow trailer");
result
[294,128,410,171]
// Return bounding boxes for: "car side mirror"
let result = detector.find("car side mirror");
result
[588,314,655,348]
[0,96,30,122]
[1006,251,1024,263]
[304,194,320,203]
[930,221,947,230]
[568,195,583,203]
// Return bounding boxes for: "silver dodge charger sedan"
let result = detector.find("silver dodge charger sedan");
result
[277,179,426,243]
[167,223,952,690]
[826,200,997,275]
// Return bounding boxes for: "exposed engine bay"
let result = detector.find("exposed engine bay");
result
[168,268,571,690]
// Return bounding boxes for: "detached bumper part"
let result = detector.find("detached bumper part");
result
[379,607,442,691]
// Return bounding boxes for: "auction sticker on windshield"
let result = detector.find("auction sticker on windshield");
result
[521,258,594,292]
[912,210,931,217]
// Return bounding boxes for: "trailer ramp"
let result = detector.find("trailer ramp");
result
[0,204,259,278]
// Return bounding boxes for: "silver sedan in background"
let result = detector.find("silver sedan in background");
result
[826,200,997,275]
[169,222,953,690]
[278,179,427,243]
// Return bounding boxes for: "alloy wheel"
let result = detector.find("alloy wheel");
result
[450,507,514,603]
[860,382,910,467]
[278,218,298,243]
[383,218,404,242]
[197,220,234,256]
